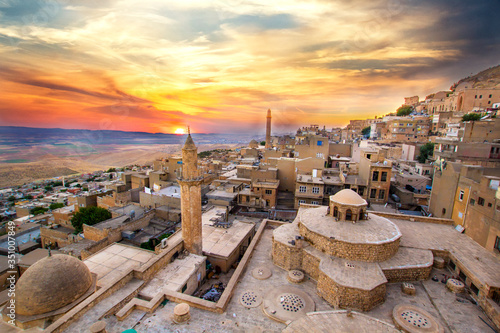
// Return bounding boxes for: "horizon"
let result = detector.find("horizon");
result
[0,1,499,134]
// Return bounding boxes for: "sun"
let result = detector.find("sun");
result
[174,128,185,135]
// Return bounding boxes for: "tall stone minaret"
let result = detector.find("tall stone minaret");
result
[178,129,203,255]
[265,109,272,149]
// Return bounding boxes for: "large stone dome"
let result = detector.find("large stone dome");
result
[15,254,93,316]
[330,189,367,206]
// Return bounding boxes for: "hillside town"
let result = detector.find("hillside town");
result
[0,68,500,332]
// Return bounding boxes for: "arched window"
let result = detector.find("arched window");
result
[333,206,338,217]
[346,209,352,221]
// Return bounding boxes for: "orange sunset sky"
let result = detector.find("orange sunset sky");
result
[0,0,499,134]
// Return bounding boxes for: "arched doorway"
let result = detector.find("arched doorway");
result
[346,209,352,221]
[333,206,338,217]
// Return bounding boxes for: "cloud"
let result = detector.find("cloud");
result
[0,0,498,133]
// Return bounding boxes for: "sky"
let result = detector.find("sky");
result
[0,0,499,134]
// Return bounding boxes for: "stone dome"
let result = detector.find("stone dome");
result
[15,254,93,316]
[330,189,367,206]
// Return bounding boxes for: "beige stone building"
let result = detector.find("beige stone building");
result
[273,189,432,312]
[294,174,324,208]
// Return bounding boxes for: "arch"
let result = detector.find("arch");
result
[333,206,338,217]
[457,95,463,111]
[359,209,364,220]
[346,209,352,221]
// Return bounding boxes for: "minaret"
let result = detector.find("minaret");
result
[178,128,203,255]
[265,109,272,149]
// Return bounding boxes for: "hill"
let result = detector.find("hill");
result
[451,64,500,90]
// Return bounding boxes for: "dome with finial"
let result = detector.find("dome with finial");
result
[15,254,94,316]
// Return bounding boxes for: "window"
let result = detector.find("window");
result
[479,95,482,98]
[470,198,475,206]
[488,202,492,208]
[475,95,477,98]
[489,94,492,98]
[317,140,323,146]
[299,186,306,193]
[316,153,324,158]
[381,172,387,182]
[265,189,272,195]
[442,208,446,215]
[378,189,385,200]
[333,206,338,217]
[495,236,500,252]
[311,201,319,205]
[295,152,299,157]
[370,188,377,198]
[298,200,306,205]
[372,171,379,181]
[478,197,485,206]
[459,190,464,201]
[182,284,187,293]
[312,187,320,194]
[358,187,364,196]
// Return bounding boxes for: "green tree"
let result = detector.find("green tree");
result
[396,105,412,116]
[361,126,371,137]
[49,202,64,210]
[70,206,112,233]
[106,167,116,173]
[417,143,435,163]
[44,186,53,192]
[25,194,33,200]
[462,113,482,122]
[260,141,266,146]
[30,206,49,216]
[8,196,16,202]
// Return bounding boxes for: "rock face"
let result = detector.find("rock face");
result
[15,254,93,316]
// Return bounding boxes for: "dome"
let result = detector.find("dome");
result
[15,254,93,316]
[330,189,367,206]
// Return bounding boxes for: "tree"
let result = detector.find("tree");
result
[396,105,412,116]
[462,113,482,122]
[44,186,53,192]
[30,206,49,216]
[25,195,33,200]
[8,196,16,202]
[70,206,112,233]
[106,167,116,173]
[260,141,266,146]
[417,143,435,163]
[49,202,64,210]
[361,126,371,137]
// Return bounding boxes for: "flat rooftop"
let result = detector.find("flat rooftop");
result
[139,254,205,298]
[201,207,255,258]
[84,243,156,287]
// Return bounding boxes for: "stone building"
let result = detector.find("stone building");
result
[272,189,433,311]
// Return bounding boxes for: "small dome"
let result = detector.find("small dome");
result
[330,189,367,206]
[249,139,259,148]
[16,254,93,316]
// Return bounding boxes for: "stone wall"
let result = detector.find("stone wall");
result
[139,192,181,209]
[301,249,321,280]
[317,270,386,311]
[371,212,454,225]
[299,223,400,262]
[40,227,73,248]
[382,265,432,283]
[272,239,302,270]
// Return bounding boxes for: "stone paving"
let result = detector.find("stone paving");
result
[61,220,498,333]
